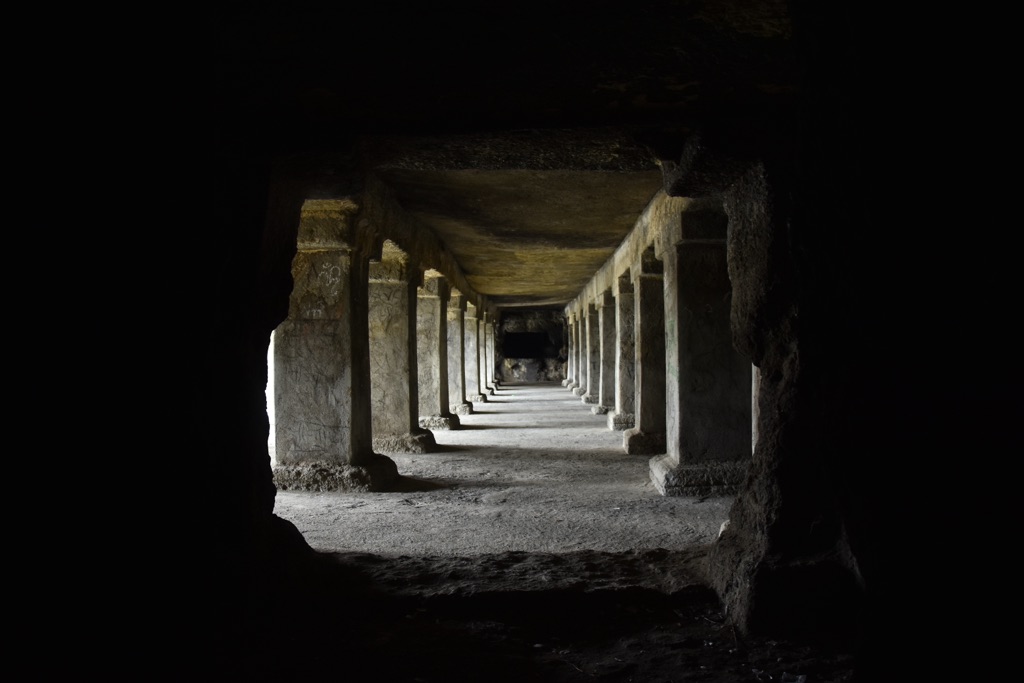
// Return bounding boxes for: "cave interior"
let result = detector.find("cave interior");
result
[200,2,1015,680]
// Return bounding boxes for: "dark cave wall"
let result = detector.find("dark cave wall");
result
[497,310,567,382]
[204,150,313,640]
[708,159,867,641]
[684,4,875,648]
[701,3,917,662]
[202,5,1009,678]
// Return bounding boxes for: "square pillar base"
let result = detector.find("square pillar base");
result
[623,428,665,455]
[419,414,461,430]
[373,429,437,454]
[273,455,399,492]
[451,402,474,416]
[608,412,635,431]
[649,455,748,497]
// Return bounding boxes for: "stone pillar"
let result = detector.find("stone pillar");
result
[608,271,636,431]
[489,316,500,388]
[572,311,587,396]
[481,311,496,394]
[581,302,600,405]
[465,302,486,402]
[565,310,579,390]
[562,312,575,387]
[272,199,398,491]
[477,312,492,396]
[491,317,499,387]
[368,242,437,453]
[418,272,459,430]
[706,159,869,644]
[624,247,666,455]
[751,365,760,452]
[651,205,751,495]
[593,289,616,415]
[447,289,473,415]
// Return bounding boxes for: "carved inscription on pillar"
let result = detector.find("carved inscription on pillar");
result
[275,319,354,464]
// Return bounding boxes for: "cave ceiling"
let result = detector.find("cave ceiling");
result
[221,1,797,311]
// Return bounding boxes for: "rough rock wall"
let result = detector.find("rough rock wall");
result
[496,309,567,382]
[702,4,887,655]
[501,358,565,382]
[707,161,864,644]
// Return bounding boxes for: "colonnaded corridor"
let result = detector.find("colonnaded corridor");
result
[205,5,1003,680]
[274,381,732,559]
[241,384,860,682]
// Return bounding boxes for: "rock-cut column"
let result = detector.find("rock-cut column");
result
[488,315,500,389]
[418,272,459,430]
[481,311,496,395]
[581,302,600,405]
[572,310,587,397]
[562,312,576,387]
[565,309,580,391]
[447,288,473,415]
[272,199,398,491]
[608,271,636,431]
[368,241,437,453]
[651,204,751,496]
[624,247,666,455]
[593,289,616,415]
[465,302,486,402]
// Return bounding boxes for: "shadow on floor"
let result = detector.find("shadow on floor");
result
[389,476,448,493]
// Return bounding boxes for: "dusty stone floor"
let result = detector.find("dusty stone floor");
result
[225,383,858,682]
[274,381,732,559]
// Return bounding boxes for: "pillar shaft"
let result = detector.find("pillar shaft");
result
[488,318,499,388]
[652,207,752,495]
[481,313,495,394]
[369,251,436,453]
[565,312,579,390]
[272,200,397,491]
[624,252,666,454]
[562,314,574,386]
[418,275,458,429]
[465,304,485,402]
[447,291,473,415]
[478,315,487,396]
[572,312,587,396]
[581,304,600,404]
[609,274,636,430]
[275,248,364,464]
[595,290,615,414]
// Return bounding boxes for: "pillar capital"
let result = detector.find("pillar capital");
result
[297,198,361,250]
[678,201,729,242]
[636,246,664,277]
[369,239,420,285]
[616,271,633,295]
[419,271,449,299]
[448,290,467,312]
